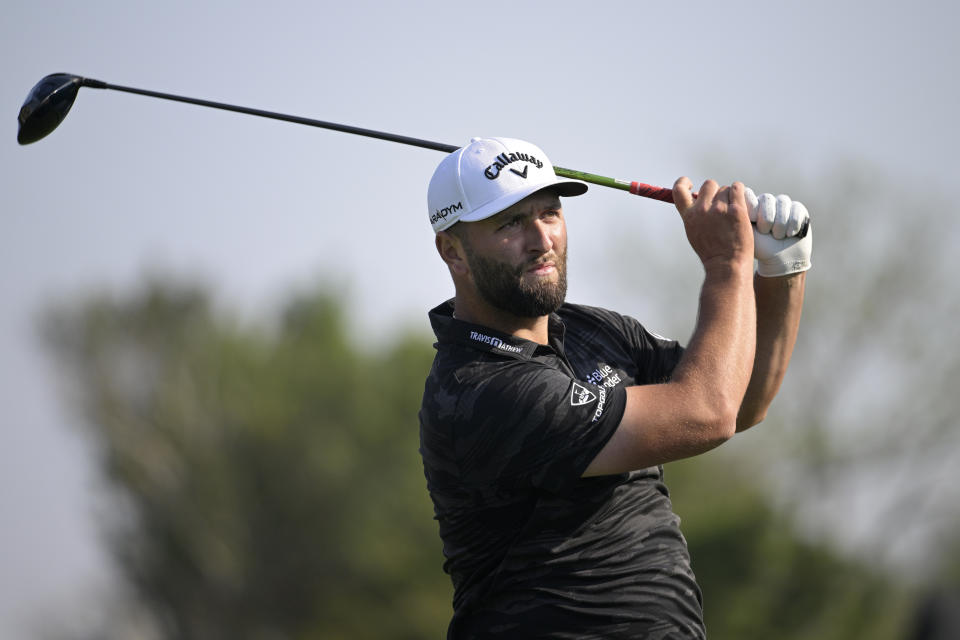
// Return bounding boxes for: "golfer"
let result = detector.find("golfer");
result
[419,137,810,638]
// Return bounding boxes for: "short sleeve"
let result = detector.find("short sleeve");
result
[453,361,627,493]
[617,315,685,383]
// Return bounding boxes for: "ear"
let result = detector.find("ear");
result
[435,230,469,276]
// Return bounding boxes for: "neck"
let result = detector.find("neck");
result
[453,296,551,345]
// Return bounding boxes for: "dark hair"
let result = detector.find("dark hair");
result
[445,221,469,244]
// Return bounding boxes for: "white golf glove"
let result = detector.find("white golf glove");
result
[744,187,812,277]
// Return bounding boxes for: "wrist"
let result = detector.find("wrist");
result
[756,255,811,278]
[754,271,806,299]
[703,255,755,281]
[755,270,806,283]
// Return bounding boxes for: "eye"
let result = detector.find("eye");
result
[497,216,523,231]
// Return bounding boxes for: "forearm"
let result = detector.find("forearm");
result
[736,271,806,430]
[586,262,756,475]
[673,262,757,431]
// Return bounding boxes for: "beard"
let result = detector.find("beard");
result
[464,246,568,318]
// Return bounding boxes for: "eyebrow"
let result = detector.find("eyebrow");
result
[491,199,562,225]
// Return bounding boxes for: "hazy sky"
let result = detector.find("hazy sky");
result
[2,1,958,636]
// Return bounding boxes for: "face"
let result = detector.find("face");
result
[457,189,568,318]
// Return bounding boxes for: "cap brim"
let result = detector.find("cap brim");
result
[553,179,588,198]
[458,178,588,224]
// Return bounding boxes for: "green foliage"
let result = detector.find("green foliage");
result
[666,453,911,639]
[44,280,451,639]
[43,278,913,638]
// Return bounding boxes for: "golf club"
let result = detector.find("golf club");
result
[16,73,809,237]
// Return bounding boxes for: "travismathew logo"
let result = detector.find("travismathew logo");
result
[468,331,523,354]
[570,383,597,406]
[431,201,463,226]
[484,152,544,180]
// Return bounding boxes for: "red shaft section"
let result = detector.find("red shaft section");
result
[630,182,676,203]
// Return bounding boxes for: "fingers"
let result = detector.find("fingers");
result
[751,190,810,239]
[674,177,744,216]
[699,179,720,201]
[771,194,792,239]
[744,187,759,222]
[677,179,754,268]
[672,176,695,213]
[756,193,776,235]
[787,201,808,237]
[728,181,746,217]
[714,183,731,206]
[673,178,753,223]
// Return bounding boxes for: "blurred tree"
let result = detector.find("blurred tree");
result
[756,163,960,579]
[607,157,960,581]
[42,280,450,639]
[42,276,915,639]
[667,454,910,639]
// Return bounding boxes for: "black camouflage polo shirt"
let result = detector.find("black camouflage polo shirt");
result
[419,300,706,639]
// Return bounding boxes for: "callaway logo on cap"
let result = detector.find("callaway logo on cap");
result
[427,137,588,233]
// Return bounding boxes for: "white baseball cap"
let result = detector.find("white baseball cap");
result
[427,137,588,233]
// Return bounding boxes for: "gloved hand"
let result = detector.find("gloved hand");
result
[744,187,812,277]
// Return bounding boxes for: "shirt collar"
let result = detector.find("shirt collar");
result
[428,299,566,360]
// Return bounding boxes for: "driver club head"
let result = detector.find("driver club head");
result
[17,73,85,145]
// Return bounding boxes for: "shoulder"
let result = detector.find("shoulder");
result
[557,302,647,347]
[559,302,679,347]
[427,346,560,402]
[557,303,684,385]
[557,302,626,326]
[557,302,647,337]
[421,344,556,422]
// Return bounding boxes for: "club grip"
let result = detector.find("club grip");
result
[628,182,674,202]
[627,181,809,239]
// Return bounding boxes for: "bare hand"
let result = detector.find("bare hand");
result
[673,178,754,270]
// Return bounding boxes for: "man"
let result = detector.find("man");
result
[419,137,809,638]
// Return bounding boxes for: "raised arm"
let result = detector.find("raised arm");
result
[736,272,806,429]
[737,190,812,430]
[583,184,813,477]
[583,178,757,476]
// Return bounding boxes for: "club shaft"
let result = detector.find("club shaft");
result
[91,77,816,231]
[86,79,459,154]
[81,77,674,203]
[553,167,674,203]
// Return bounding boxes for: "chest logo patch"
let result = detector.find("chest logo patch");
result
[570,383,597,406]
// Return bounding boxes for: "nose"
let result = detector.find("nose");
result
[526,218,554,254]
